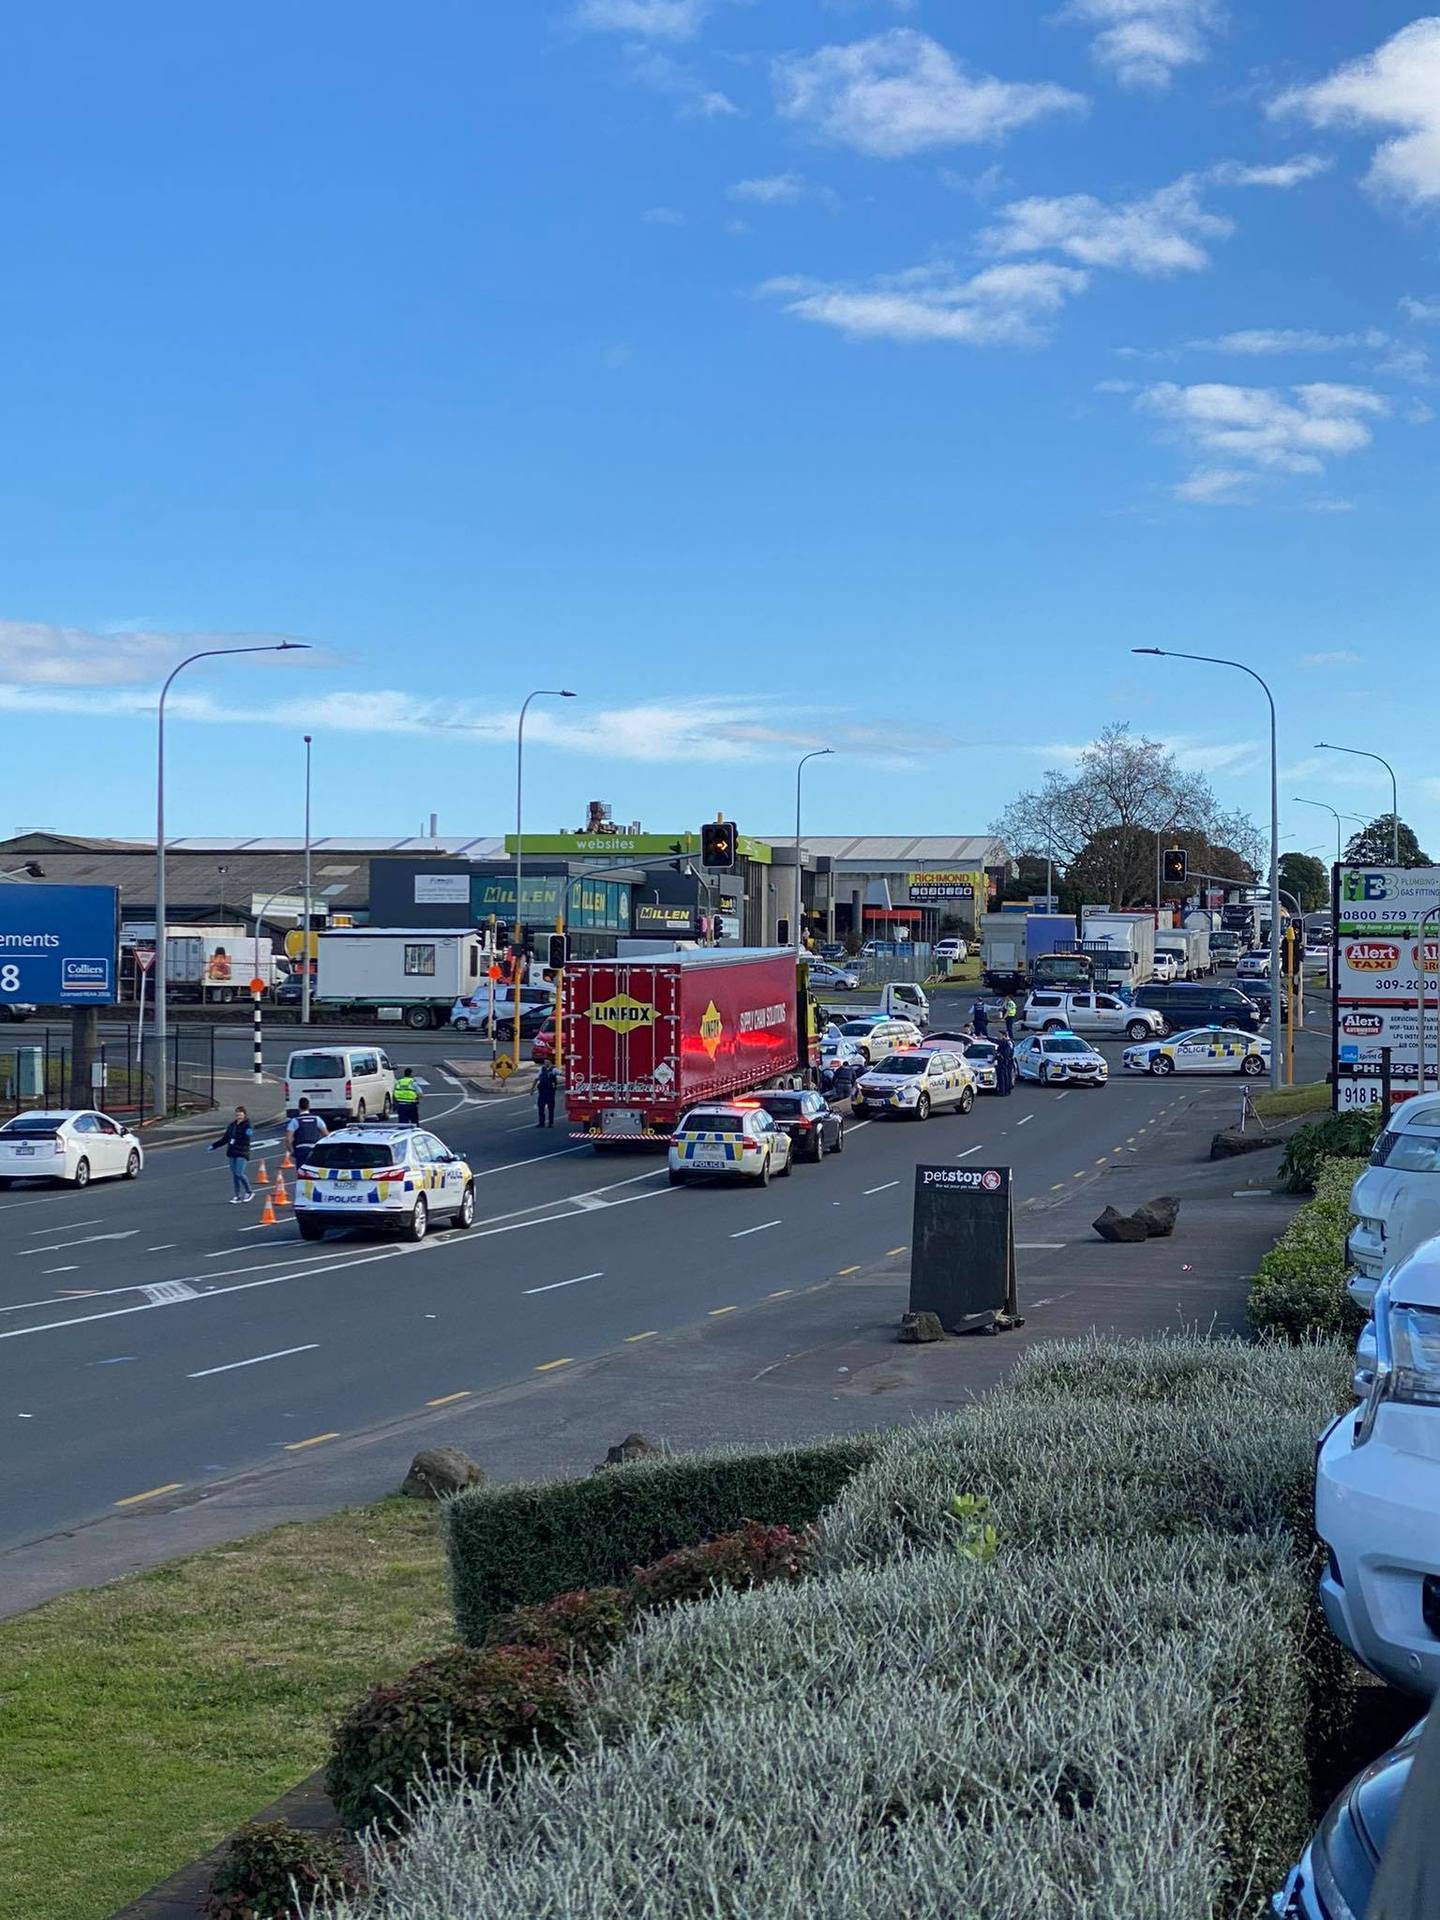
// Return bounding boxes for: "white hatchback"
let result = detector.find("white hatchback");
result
[0,1110,144,1188]
[293,1124,474,1242]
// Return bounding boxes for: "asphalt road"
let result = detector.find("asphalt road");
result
[0,1006,1332,1556]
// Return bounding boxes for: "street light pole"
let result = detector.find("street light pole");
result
[1135,648,1282,1090]
[794,749,834,955]
[301,735,313,1025]
[513,689,576,1069]
[153,642,309,1122]
[1315,743,1400,863]
[1293,796,1343,865]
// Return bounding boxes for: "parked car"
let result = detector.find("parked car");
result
[1348,1095,1440,1309]
[806,959,860,992]
[668,1102,794,1186]
[0,1002,36,1022]
[530,1021,555,1064]
[0,1110,144,1188]
[1271,1717,1425,1918]
[1022,988,1163,1043]
[752,1088,844,1160]
[452,985,552,1034]
[294,1124,474,1242]
[1122,1026,1271,1078]
[284,1045,395,1124]
[852,1048,976,1120]
[1132,981,1265,1035]
[922,1032,1000,1093]
[1014,1032,1109,1087]
[1317,1235,1440,1698]
[817,943,847,962]
[932,936,968,963]
[273,974,305,1006]
[1238,979,1290,1026]
[819,1033,867,1074]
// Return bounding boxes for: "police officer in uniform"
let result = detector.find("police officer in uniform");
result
[286,1097,329,1158]
[394,1068,422,1127]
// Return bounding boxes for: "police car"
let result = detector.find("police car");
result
[1014,1031,1108,1087]
[1122,1026,1271,1078]
[853,1048,976,1120]
[668,1103,794,1186]
[293,1124,476,1242]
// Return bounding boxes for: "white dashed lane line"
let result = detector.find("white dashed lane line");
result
[863,1180,900,1196]
[187,1344,319,1379]
[731,1220,781,1240]
[524,1272,604,1295]
[27,1219,102,1234]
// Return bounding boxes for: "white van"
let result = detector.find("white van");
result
[284,1045,397,1124]
[1347,1094,1440,1308]
[879,981,930,1030]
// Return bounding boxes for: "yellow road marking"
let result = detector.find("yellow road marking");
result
[768,1288,793,1299]
[886,1245,907,1256]
[625,1330,658,1343]
[709,1306,737,1317]
[535,1357,573,1372]
[837,1265,861,1275]
[426,1391,470,1408]
[115,1482,183,1508]
[284,1432,339,1452]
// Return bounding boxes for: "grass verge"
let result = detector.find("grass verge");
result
[1255,1081,1331,1120]
[0,1499,449,1920]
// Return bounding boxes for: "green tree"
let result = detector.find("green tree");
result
[1279,851,1328,913]
[1343,815,1432,867]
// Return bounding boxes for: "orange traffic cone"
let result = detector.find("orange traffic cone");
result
[255,1159,270,1186]
[273,1174,290,1208]
[259,1195,277,1226]
[280,1143,294,1171]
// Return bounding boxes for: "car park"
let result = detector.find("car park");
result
[284,1046,396,1123]
[451,984,552,1034]
[752,1088,844,1160]
[833,1016,923,1061]
[1316,1235,1440,1698]
[293,1123,474,1242]
[852,1048,976,1120]
[1237,948,1272,979]
[1022,989,1163,1043]
[1270,1717,1423,1919]
[1122,1026,1270,1077]
[1014,1031,1108,1087]
[1346,1096,1440,1309]
[668,1102,793,1185]
[1131,982,1264,1035]
[0,1110,144,1188]
[806,959,860,992]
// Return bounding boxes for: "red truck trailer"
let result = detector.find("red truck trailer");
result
[563,948,817,1144]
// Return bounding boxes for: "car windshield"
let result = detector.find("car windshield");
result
[839,1022,879,1037]
[289,1053,345,1079]
[757,1094,806,1115]
[966,1042,997,1060]
[0,1116,63,1136]
[307,1141,397,1169]
[870,1055,926,1075]
[1371,1125,1440,1173]
[682,1111,744,1134]
[1047,1037,1091,1055]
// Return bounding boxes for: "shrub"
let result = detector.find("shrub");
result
[325,1644,576,1833]
[1280,1108,1381,1193]
[206,1820,357,1920]
[630,1521,814,1612]
[1250,1157,1370,1343]
[445,1433,881,1644]
[1008,1328,1352,1408]
[484,1586,632,1665]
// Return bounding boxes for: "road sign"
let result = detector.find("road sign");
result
[249,976,267,995]
[1333,864,1440,1108]
[134,947,156,975]
[0,883,119,1004]
[908,1164,1021,1334]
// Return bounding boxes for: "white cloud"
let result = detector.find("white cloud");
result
[761,260,1089,345]
[625,47,738,116]
[1140,381,1389,500]
[1186,326,1385,354]
[0,620,310,688]
[1302,497,1357,513]
[1302,650,1361,665]
[1376,339,1434,384]
[1274,19,1440,207]
[1209,153,1331,188]
[1063,0,1222,91]
[773,29,1084,159]
[729,172,806,204]
[1408,398,1436,424]
[641,205,686,224]
[1402,293,1440,323]
[574,0,710,38]
[983,174,1230,274]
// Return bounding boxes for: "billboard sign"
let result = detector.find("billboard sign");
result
[1333,864,1440,1110]
[908,1163,1018,1333]
[906,869,979,903]
[0,884,119,1004]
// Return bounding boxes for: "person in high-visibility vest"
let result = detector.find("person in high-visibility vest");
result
[393,1069,421,1127]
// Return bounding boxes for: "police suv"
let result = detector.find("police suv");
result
[293,1123,475,1242]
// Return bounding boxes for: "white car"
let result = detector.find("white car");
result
[1316,1238,1440,1697]
[820,1035,867,1073]
[285,1046,396,1124]
[668,1103,793,1186]
[932,937,968,963]
[852,1049,977,1121]
[1150,951,1180,984]
[806,960,860,992]
[0,1110,144,1188]
[832,1016,923,1062]
[1347,1096,1440,1310]
[1014,1032,1109,1087]
[1236,948,1272,979]
[451,985,552,1034]
[1121,1026,1271,1078]
[293,1124,474,1242]
[1023,989,1163,1043]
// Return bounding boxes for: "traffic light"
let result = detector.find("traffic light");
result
[1162,848,1189,887]
[701,820,736,871]
[547,933,567,971]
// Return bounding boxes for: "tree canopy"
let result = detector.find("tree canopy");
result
[1342,815,1433,868]
[1279,852,1328,913]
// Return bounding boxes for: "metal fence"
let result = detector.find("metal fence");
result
[0,1023,216,1120]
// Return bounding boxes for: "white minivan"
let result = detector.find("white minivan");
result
[1347,1095,1440,1309]
[284,1046,396,1124]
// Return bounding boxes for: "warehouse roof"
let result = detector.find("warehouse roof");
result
[763,835,1004,867]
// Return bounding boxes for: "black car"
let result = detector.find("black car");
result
[1239,980,1290,1026]
[752,1089,844,1161]
[273,975,305,1006]
[1133,981,1264,1035]
[1272,1716,1423,1917]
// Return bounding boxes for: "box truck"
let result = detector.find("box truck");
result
[982,914,1092,993]
[1156,925,1212,979]
[161,930,273,1003]
[315,928,486,1029]
[563,948,819,1145]
[1079,910,1156,987]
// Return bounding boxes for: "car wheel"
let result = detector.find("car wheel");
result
[297,1217,326,1241]
[382,1096,393,1119]
[1241,1054,1265,1077]
[758,1155,770,1188]
[833,1123,844,1153]
[1150,1056,1175,1076]
[73,1157,91,1189]
[813,1133,825,1163]
[1039,1065,1051,1086]
[779,1147,794,1177]
[404,1006,433,1031]
[124,1148,141,1180]
[958,1086,975,1115]
[668,1168,687,1186]
[356,1100,367,1121]
[914,1093,931,1121]
[453,1183,476,1228]
[1127,1020,1153,1042]
[403,1196,429,1242]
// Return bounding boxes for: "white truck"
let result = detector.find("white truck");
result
[1078,910,1156,988]
[315,927,487,1030]
[161,930,274,1003]
[1155,925,1212,980]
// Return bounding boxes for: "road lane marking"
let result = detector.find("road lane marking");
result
[837,1265,861,1275]
[115,1482,183,1508]
[27,1218,100,1233]
[524,1271,603,1294]
[730,1220,781,1239]
[188,1344,319,1379]
[956,1145,982,1158]
[426,1391,471,1407]
[43,1267,79,1276]
[18,1230,140,1258]
[141,1281,198,1305]
[1016,1115,1033,1127]
[535,1357,573,1372]
[1094,1157,1108,1165]
[863,1180,900,1195]
[768,1288,793,1299]
[709,1306,737,1316]
[845,1120,872,1133]
[147,1244,177,1251]
[1056,1091,1069,1100]
[1051,1182,1065,1191]
[625,1330,657,1342]
[1017,1242,1065,1249]
[284,1431,339,1451]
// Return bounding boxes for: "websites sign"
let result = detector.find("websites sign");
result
[1333,864,1440,1110]
[0,884,119,1004]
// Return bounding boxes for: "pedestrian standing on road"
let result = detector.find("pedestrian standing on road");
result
[536,1060,558,1129]
[995,1033,1016,1098]
[393,1068,422,1127]
[1003,995,1019,1040]
[831,1060,856,1103]
[971,999,991,1038]
[286,1098,329,1161]
[210,1105,254,1202]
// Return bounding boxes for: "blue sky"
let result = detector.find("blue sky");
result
[2,3,1438,858]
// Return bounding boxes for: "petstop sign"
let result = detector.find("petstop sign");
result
[0,884,119,1005]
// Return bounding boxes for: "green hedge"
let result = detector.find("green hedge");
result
[1279,1108,1381,1193]
[1249,1157,1370,1344]
[445,1434,883,1645]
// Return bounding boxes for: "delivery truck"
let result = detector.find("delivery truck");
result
[1079,910,1156,987]
[563,947,820,1145]
[148,929,274,1003]
[981,913,1093,994]
[315,927,486,1029]
[1156,925,1212,979]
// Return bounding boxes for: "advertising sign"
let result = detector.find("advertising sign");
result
[634,901,696,936]
[906,869,979,903]
[1333,864,1440,1109]
[470,874,632,932]
[415,874,470,905]
[908,1164,1019,1333]
[0,883,119,1004]
[505,831,774,864]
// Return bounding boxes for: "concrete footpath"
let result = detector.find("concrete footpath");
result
[0,1083,1300,1620]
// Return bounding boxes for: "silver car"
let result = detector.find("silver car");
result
[1014,1032,1109,1087]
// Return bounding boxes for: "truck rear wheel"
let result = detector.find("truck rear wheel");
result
[404,1006,434,1031]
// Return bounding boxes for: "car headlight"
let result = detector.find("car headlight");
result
[1391,1304,1440,1408]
